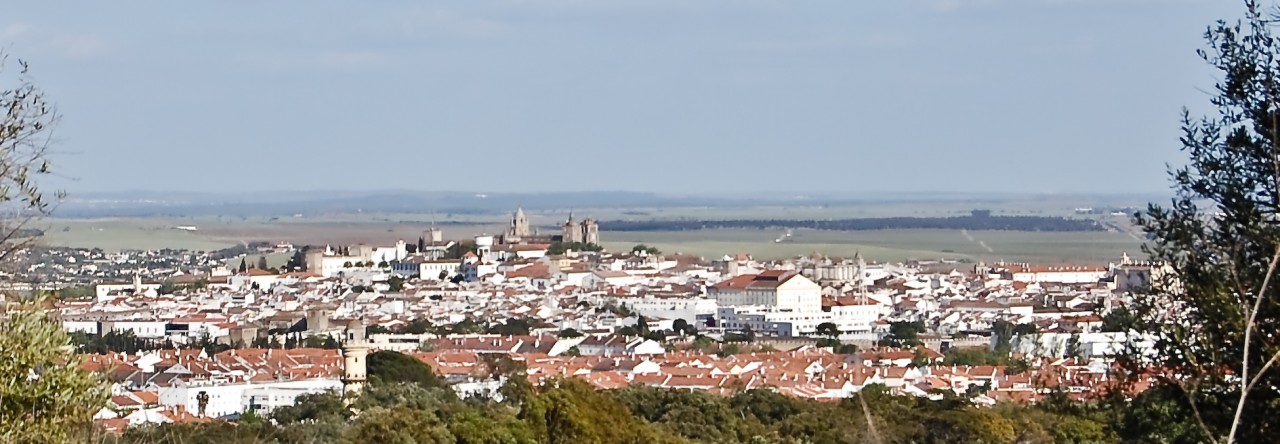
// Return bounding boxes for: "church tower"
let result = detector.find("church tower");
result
[562,212,582,244]
[341,319,369,397]
[582,217,600,245]
[508,208,531,241]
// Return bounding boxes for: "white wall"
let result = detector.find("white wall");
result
[614,296,717,323]
[160,379,343,418]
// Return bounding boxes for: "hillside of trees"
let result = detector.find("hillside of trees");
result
[600,215,1105,232]
[97,349,1187,444]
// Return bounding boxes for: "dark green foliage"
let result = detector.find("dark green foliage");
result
[670,318,695,336]
[121,422,275,444]
[991,320,1037,354]
[1114,384,1218,443]
[302,334,340,349]
[401,318,436,335]
[1100,307,1137,333]
[367,350,447,389]
[601,215,1103,232]
[110,376,1144,444]
[880,320,925,347]
[443,318,485,335]
[546,242,603,255]
[558,328,583,338]
[486,318,533,336]
[52,284,95,300]
[70,330,160,354]
[284,249,306,272]
[943,346,1011,366]
[1122,2,1280,442]
[346,406,454,443]
[271,392,350,424]
[521,378,685,444]
[630,244,661,255]
[814,340,855,355]
[387,274,405,292]
[815,322,840,338]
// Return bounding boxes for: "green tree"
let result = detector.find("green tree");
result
[387,275,406,292]
[924,409,1016,444]
[344,406,453,443]
[284,248,307,272]
[256,255,268,270]
[1128,2,1280,442]
[631,244,660,255]
[671,318,690,336]
[448,408,536,444]
[546,242,604,255]
[943,346,1008,366]
[367,350,446,389]
[0,301,108,442]
[558,328,583,338]
[1100,307,1138,333]
[271,392,350,424]
[402,318,435,335]
[815,322,840,338]
[882,320,925,347]
[1,79,107,444]
[487,318,534,336]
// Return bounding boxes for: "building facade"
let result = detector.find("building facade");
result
[706,270,822,313]
[561,213,600,245]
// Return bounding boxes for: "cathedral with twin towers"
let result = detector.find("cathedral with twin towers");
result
[503,207,599,245]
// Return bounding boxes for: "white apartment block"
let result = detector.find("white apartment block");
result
[706,270,822,313]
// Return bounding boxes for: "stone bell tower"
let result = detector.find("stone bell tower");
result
[341,319,369,397]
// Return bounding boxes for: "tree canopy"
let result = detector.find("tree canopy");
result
[0,302,107,443]
[367,350,447,389]
[1126,2,1280,442]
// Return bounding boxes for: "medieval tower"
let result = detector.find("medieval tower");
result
[341,319,369,397]
[561,213,599,245]
[506,208,531,242]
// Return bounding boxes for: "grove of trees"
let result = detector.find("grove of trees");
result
[600,215,1103,233]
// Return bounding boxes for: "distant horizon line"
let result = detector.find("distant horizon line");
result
[61,188,1173,199]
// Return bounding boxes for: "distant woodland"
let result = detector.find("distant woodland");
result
[600,215,1105,232]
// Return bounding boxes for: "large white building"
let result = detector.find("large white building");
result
[706,270,822,313]
[159,379,342,418]
[715,300,885,339]
[987,262,1107,284]
[610,295,718,324]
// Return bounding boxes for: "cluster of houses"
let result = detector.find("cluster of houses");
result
[54,214,1171,431]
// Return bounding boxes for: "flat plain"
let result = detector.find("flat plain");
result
[34,200,1148,265]
[601,228,1142,264]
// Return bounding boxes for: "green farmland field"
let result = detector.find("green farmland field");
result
[34,203,1146,266]
[601,228,1144,264]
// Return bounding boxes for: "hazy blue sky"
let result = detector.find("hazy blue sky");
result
[3,0,1240,195]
